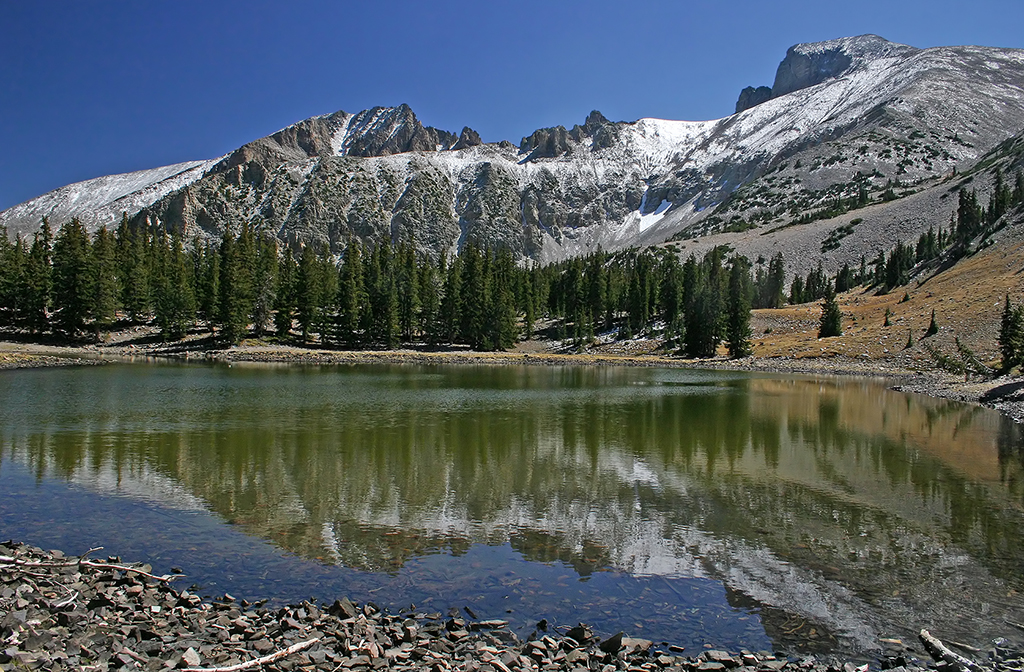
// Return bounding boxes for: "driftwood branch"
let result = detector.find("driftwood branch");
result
[0,554,181,583]
[184,637,321,672]
[919,629,988,672]
[79,559,182,583]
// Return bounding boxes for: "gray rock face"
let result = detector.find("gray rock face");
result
[217,111,346,172]
[737,35,920,107]
[735,86,772,113]
[453,127,483,150]
[345,104,458,157]
[520,125,573,159]
[771,44,854,98]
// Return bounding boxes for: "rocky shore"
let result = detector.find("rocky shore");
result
[1,541,980,672]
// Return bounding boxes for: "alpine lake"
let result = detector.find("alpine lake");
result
[3,360,1024,661]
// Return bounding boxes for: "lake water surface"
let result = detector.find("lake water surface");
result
[2,361,1024,659]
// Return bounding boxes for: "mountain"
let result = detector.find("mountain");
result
[3,35,1024,271]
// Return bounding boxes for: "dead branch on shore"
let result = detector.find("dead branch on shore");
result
[183,637,321,672]
[0,552,182,583]
[919,629,989,672]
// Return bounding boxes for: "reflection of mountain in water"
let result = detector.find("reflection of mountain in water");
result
[3,364,1024,654]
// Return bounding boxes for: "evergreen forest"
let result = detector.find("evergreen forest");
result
[0,171,1021,358]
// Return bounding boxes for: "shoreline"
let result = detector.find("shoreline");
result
[3,337,1023,422]
[0,540,941,672]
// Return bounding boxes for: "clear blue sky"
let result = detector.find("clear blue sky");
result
[3,0,1024,211]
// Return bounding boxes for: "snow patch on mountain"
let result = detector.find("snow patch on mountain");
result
[0,159,218,238]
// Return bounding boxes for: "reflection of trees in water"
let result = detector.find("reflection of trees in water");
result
[4,370,1024,596]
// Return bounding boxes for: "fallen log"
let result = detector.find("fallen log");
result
[919,629,988,672]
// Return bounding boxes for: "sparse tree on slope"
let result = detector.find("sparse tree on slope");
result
[999,294,1024,372]
[818,284,843,338]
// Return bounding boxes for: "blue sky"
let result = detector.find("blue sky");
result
[3,0,1024,211]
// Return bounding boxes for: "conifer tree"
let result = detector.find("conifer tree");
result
[335,241,363,345]
[153,234,196,340]
[0,234,24,328]
[295,244,323,343]
[459,243,486,348]
[439,254,461,343]
[396,237,420,342]
[683,249,726,358]
[487,248,518,350]
[117,219,151,322]
[195,242,220,330]
[90,227,119,330]
[250,237,278,337]
[587,254,608,334]
[51,218,94,337]
[418,256,441,344]
[834,263,852,293]
[316,246,338,342]
[925,309,939,337]
[218,229,254,343]
[818,284,842,338]
[521,269,536,340]
[788,275,804,305]
[725,256,753,358]
[273,247,297,338]
[22,220,53,333]
[955,188,983,248]
[659,254,682,335]
[999,295,1024,372]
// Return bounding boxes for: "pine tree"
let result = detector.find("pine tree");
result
[459,243,486,348]
[51,218,95,337]
[788,275,804,305]
[990,168,1012,224]
[818,284,842,338]
[999,295,1024,371]
[439,254,461,343]
[22,220,53,333]
[336,241,365,345]
[725,256,753,358]
[683,249,726,358]
[955,188,983,247]
[487,248,518,350]
[152,233,196,340]
[835,263,852,293]
[316,246,338,342]
[117,219,151,322]
[925,309,939,337]
[250,237,278,337]
[218,228,254,343]
[273,247,297,338]
[396,237,420,342]
[418,256,441,344]
[195,242,220,330]
[90,227,119,331]
[295,244,323,343]
[0,233,24,328]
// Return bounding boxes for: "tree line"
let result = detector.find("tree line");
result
[1,170,1019,356]
[0,217,764,357]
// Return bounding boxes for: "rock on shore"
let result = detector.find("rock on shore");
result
[0,541,954,672]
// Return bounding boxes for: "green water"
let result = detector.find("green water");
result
[2,361,1024,658]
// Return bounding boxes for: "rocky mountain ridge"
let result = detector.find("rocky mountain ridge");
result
[3,35,1024,269]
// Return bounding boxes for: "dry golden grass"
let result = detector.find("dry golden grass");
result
[751,228,1024,367]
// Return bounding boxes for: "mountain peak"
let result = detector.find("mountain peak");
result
[736,34,919,112]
